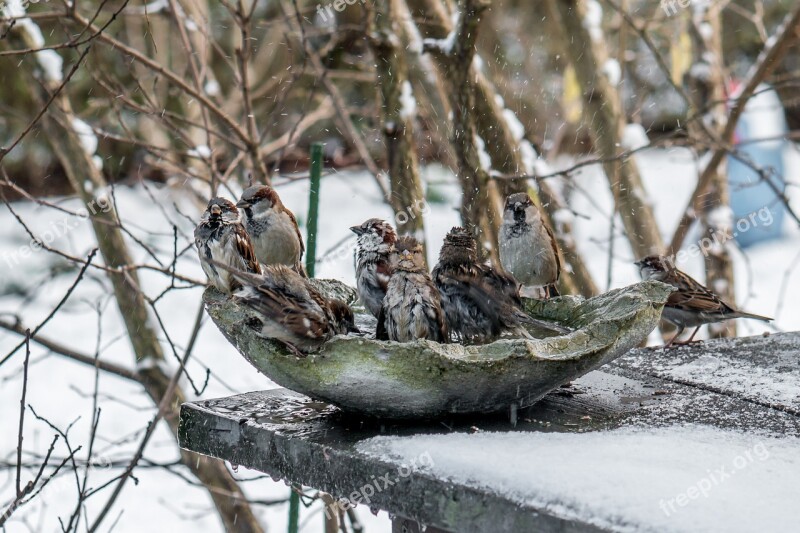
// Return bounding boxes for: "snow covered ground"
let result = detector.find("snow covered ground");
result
[1,147,798,532]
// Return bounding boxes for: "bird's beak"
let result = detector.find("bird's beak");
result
[514,202,523,210]
[634,260,643,267]
[210,205,222,216]
[349,226,363,236]
[236,200,251,209]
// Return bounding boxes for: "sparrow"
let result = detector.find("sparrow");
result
[237,184,306,276]
[210,259,357,355]
[433,227,569,343]
[194,198,261,293]
[499,192,561,298]
[636,255,772,346]
[350,218,397,318]
[377,236,448,343]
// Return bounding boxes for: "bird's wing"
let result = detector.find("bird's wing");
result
[667,270,736,314]
[375,258,392,293]
[287,208,305,258]
[544,222,562,282]
[242,283,330,342]
[233,224,261,274]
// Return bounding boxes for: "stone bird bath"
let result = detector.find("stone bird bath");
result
[203,280,673,418]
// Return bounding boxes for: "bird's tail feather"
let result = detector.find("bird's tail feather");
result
[208,258,264,288]
[734,311,772,322]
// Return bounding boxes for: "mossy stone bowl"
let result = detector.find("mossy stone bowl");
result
[203,280,673,418]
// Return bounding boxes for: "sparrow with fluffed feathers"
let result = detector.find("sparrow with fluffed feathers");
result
[350,218,397,318]
[499,192,561,298]
[433,227,568,342]
[237,184,306,276]
[209,259,357,355]
[378,236,448,343]
[195,198,261,293]
[636,255,772,346]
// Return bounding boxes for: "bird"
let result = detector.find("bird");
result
[499,192,561,298]
[636,255,772,346]
[350,218,397,318]
[377,236,448,343]
[194,197,261,293]
[433,227,569,342]
[209,259,357,355]
[236,184,306,276]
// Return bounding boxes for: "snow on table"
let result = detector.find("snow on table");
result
[358,425,800,533]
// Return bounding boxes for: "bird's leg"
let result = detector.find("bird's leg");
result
[666,326,685,347]
[281,340,307,358]
[684,326,701,344]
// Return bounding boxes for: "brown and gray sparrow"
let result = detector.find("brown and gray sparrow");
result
[194,198,261,293]
[636,255,772,345]
[377,236,448,343]
[433,227,568,342]
[210,260,357,355]
[499,192,561,298]
[350,218,397,318]
[237,185,306,276]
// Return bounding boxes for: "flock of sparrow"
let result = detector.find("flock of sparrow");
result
[194,186,771,353]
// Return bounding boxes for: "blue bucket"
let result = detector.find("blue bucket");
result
[727,84,786,248]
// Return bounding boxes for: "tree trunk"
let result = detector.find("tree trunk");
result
[687,4,736,338]
[550,0,664,260]
[369,0,428,252]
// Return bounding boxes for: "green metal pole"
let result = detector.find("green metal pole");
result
[306,143,323,278]
[287,488,300,533]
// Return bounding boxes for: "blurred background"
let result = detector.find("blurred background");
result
[1,0,799,531]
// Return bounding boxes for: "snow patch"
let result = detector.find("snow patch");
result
[398,81,417,121]
[204,79,221,96]
[582,0,603,42]
[3,0,45,48]
[602,58,621,86]
[699,22,714,40]
[36,49,63,82]
[188,145,212,159]
[474,134,492,172]
[358,425,800,532]
[71,118,99,156]
[552,208,575,228]
[621,123,650,151]
[706,206,734,232]
[502,108,525,142]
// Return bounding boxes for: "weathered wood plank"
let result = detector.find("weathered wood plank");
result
[615,332,800,417]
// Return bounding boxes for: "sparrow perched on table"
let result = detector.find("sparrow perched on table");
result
[350,218,397,318]
[433,227,568,342]
[194,198,261,293]
[237,185,306,276]
[210,260,357,355]
[377,236,448,343]
[499,192,561,298]
[636,255,772,346]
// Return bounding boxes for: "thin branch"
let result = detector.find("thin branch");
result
[15,330,31,497]
[0,319,140,382]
